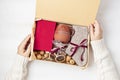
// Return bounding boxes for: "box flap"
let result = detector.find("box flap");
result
[36,0,100,26]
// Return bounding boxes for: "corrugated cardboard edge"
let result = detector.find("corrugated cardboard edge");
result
[80,27,90,70]
[30,22,36,60]
[30,19,43,60]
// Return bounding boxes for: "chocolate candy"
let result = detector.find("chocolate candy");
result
[34,51,76,65]
[55,55,65,63]
[43,53,49,59]
[40,51,45,55]
[66,55,71,62]
[69,59,75,65]
[49,53,56,61]
[34,51,38,55]
[37,54,42,60]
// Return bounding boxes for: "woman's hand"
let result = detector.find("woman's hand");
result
[17,35,31,57]
[90,20,103,41]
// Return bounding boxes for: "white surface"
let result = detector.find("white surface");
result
[0,0,120,80]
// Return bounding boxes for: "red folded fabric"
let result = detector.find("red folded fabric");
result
[34,20,56,51]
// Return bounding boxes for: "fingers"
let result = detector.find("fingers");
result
[18,34,31,54]
[19,34,31,49]
[93,20,101,32]
[89,20,103,41]
[89,24,94,36]
[25,44,31,57]
[22,35,31,47]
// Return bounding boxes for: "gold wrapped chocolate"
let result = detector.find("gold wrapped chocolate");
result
[66,55,71,62]
[40,51,45,56]
[43,53,49,59]
[34,51,76,65]
[69,59,75,65]
[37,54,42,60]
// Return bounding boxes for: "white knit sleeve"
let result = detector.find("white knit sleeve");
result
[5,54,29,80]
[91,39,120,80]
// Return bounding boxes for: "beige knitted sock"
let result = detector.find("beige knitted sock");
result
[65,25,88,67]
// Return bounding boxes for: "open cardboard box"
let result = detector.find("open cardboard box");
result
[29,0,100,69]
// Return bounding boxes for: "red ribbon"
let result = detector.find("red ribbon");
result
[50,39,88,61]
[70,39,88,61]
[50,46,67,54]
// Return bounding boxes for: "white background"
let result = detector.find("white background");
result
[0,0,120,80]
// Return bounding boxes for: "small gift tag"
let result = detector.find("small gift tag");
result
[65,25,88,67]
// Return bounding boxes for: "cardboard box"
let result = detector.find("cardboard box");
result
[30,21,90,69]
[35,0,100,26]
[29,0,100,69]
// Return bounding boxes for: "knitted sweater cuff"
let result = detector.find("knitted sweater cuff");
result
[91,39,109,62]
[14,54,29,67]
